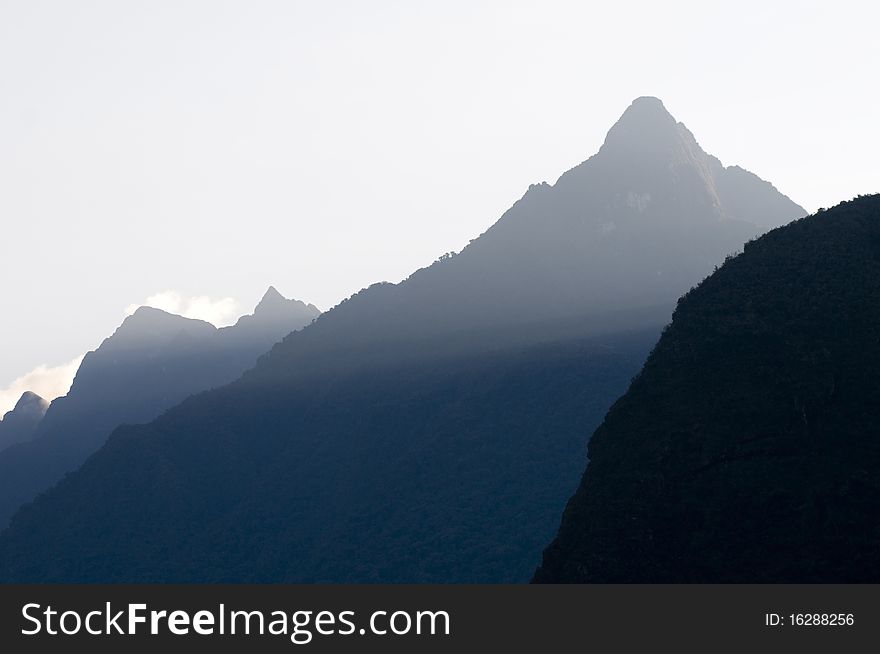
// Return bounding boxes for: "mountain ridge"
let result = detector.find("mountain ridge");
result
[0,99,807,582]
[0,287,319,528]
[245,97,804,385]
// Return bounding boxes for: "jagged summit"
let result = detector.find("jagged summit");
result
[0,284,321,528]
[598,96,686,155]
[0,392,49,453]
[252,285,317,316]
[235,97,807,379]
[256,285,286,311]
[590,96,703,171]
[233,287,320,332]
[607,96,677,133]
[12,392,48,417]
[540,97,805,238]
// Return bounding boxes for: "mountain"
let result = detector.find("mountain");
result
[245,97,803,363]
[224,286,321,352]
[0,98,804,582]
[534,195,880,583]
[0,288,318,528]
[0,392,48,453]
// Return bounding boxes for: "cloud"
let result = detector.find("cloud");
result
[0,355,85,417]
[125,291,241,327]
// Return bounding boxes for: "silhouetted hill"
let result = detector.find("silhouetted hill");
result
[0,289,318,527]
[534,195,880,583]
[0,98,804,582]
[0,392,48,453]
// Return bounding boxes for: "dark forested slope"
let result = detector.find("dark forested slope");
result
[535,195,880,583]
[0,328,658,582]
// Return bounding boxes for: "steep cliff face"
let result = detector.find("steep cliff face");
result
[535,195,880,583]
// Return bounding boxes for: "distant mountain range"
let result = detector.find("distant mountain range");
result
[0,392,48,454]
[0,288,318,528]
[534,195,880,583]
[0,98,806,582]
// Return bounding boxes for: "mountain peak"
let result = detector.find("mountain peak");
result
[255,286,287,313]
[14,392,48,414]
[600,96,686,156]
[251,286,320,320]
[2,390,48,429]
[227,287,320,337]
[612,96,676,129]
[0,391,49,453]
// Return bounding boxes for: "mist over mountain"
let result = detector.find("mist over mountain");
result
[248,97,804,366]
[0,392,48,453]
[0,289,318,528]
[534,195,880,583]
[0,98,805,582]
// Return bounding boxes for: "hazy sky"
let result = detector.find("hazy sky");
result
[1,0,877,409]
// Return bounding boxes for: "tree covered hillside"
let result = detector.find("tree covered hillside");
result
[536,195,880,583]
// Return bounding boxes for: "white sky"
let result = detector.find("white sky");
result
[1,0,877,404]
